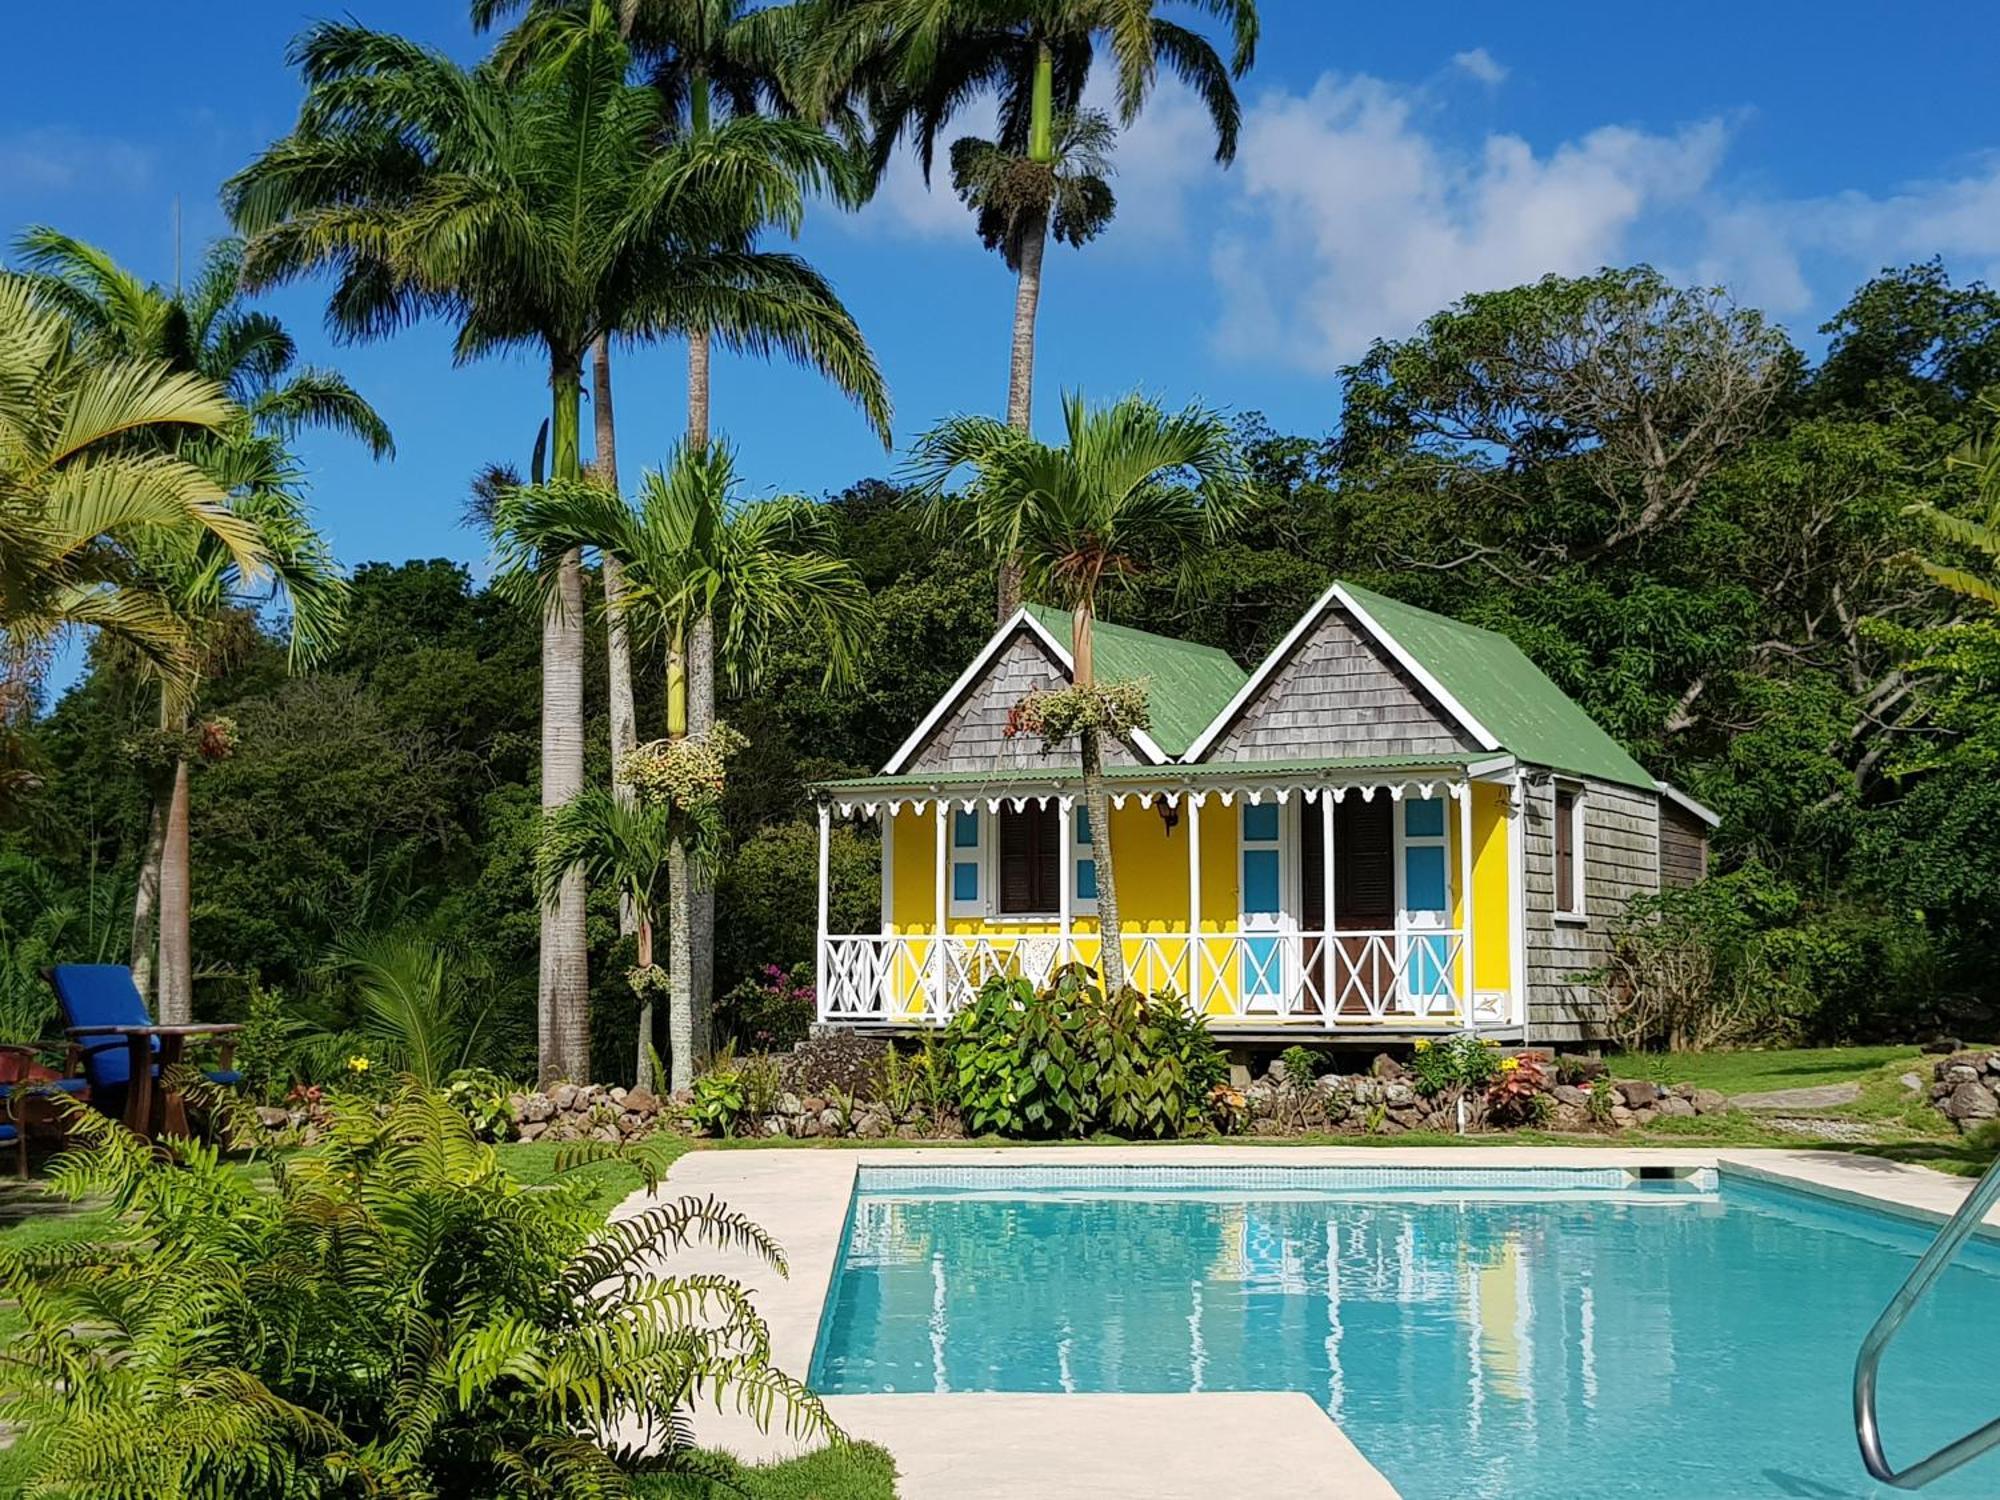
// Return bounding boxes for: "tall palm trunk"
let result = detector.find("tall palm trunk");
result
[129,789,166,1005]
[996,42,1057,620]
[592,334,640,943]
[634,910,658,1093]
[688,612,715,1064]
[1073,600,1125,995]
[540,352,591,1085]
[665,621,696,1091]
[155,741,193,1024]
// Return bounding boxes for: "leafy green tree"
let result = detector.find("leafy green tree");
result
[803,0,1258,615]
[229,9,860,1083]
[0,1084,833,1494]
[498,442,871,1086]
[908,392,1246,993]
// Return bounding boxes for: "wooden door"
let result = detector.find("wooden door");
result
[1333,798,1395,1015]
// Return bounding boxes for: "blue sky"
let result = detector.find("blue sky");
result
[8,1,2000,581]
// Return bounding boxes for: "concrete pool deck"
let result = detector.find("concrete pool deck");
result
[619,1144,1999,1497]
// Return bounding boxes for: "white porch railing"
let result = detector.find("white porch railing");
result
[819,930,1504,1030]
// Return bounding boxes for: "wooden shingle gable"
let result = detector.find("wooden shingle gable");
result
[1192,592,1482,763]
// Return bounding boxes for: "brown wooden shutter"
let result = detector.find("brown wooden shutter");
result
[1334,799,1395,928]
[1555,787,1578,913]
[998,804,1060,914]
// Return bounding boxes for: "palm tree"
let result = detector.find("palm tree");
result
[1912,392,2000,607]
[497,441,870,1087]
[13,232,378,1016]
[535,787,688,1090]
[227,7,863,1084]
[478,0,892,1033]
[907,391,1246,993]
[805,0,1257,617]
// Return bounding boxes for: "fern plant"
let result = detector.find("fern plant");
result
[0,1080,836,1497]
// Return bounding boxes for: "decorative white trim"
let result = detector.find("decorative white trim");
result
[1180,582,1502,762]
[879,607,1169,774]
[1654,778,1721,828]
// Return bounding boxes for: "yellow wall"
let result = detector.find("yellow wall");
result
[879,788,1513,1016]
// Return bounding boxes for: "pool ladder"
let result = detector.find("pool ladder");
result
[1854,1156,2000,1487]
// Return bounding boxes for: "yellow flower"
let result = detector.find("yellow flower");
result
[1482,1037,1500,1047]
[1413,1038,1431,1052]
[1499,1056,1520,1072]
[347,1055,371,1073]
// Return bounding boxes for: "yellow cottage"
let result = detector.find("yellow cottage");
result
[811,582,1717,1044]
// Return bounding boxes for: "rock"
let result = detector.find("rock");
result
[1371,1054,1408,1081]
[1553,1103,1589,1131]
[1658,1096,1696,1119]
[802,1095,827,1115]
[523,1095,554,1123]
[819,1108,842,1133]
[777,1092,803,1116]
[1943,1080,1999,1123]
[1610,1104,1635,1126]
[608,1086,628,1106]
[1383,1082,1416,1108]
[1669,1082,1697,1100]
[624,1087,658,1115]
[1630,1105,1660,1127]
[1559,1056,1609,1083]
[1614,1080,1662,1108]
[1552,1085,1589,1108]
[617,1112,642,1136]
[552,1084,578,1111]
[593,1124,619,1143]
[856,1111,890,1139]
[764,1117,787,1137]
[1692,1089,1729,1116]
[1348,1078,1381,1105]
[507,1092,528,1120]
[516,1120,546,1142]
[1947,1064,1980,1085]
[1922,1037,1963,1054]
[1899,1072,1925,1094]
[795,1112,821,1138]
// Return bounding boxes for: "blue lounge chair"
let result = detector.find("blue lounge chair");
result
[45,965,241,1134]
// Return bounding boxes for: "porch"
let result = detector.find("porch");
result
[813,761,1526,1036]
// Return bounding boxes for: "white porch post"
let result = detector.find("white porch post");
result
[1186,792,1202,1013]
[815,800,831,1022]
[933,800,948,1021]
[1058,794,1074,965]
[1320,786,1335,1029]
[1458,779,1476,1025]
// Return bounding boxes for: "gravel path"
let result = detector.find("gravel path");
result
[1730,1081,1864,1112]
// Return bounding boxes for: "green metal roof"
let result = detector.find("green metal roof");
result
[1339,581,1655,790]
[1022,602,1247,758]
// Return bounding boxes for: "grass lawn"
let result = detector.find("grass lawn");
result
[636,1443,898,1499]
[1610,1044,1927,1096]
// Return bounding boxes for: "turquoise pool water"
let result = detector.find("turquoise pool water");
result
[809,1166,2000,1499]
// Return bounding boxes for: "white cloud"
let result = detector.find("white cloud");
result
[1209,75,1728,370]
[1451,49,1508,86]
[0,128,152,195]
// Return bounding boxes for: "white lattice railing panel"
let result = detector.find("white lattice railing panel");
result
[820,929,1485,1030]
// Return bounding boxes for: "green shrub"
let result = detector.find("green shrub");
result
[690,1058,751,1137]
[443,1065,518,1142]
[942,967,1225,1140]
[719,964,817,1051]
[1408,1033,1501,1097]
[0,1082,832,1496]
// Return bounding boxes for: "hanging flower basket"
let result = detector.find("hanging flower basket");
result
[617,722,748,811]
[1003,678,1152,752]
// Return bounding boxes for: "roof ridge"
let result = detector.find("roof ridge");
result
[1021,600,1240,664]
[1336,578,1514,645]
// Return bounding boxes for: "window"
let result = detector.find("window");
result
[1554,783,1584,917]
[949,808,984,917]
[997,803,1061,915]
[1074,805,1097,905]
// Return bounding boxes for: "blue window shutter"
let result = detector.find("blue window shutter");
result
[1404,797,1444,837]
[1405,845,1447,912]
[1075,807,1092,846]
[1076,859,1097,900]
[1243,804,1280,842]
[953,809,980,848]
[952,861,980,903]
[1243,849,1281,914]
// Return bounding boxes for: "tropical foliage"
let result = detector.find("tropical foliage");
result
[0,1082,833,1496]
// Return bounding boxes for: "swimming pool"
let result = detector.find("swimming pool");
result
[810,1165,2000,1499]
